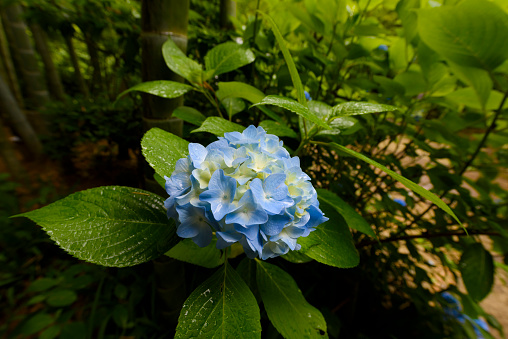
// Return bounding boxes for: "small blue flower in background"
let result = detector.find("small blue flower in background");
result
[164,125,328,259]
[440,292,490,338]
[392,197,407,207]
[377,44,388,51]
[304,91,312,101]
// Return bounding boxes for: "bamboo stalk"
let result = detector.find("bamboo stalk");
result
[30,23,66,101]
[1,5,50,109]
[0,15,23,107]
[0,74,43,158]
[62,30,89,97]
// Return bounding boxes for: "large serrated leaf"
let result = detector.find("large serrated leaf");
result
[298,202,360,268]
[328,143,462,226]
[260,13,306,105]
[253,95,330,130]
[165,239,225,268]
[204,42,255,78]
[16,186,178,267]
[256,260,327,338]
[117,81,194,99]
[141,128,189,178]
[417,0,508,70]
[191,117,245,136]
[459,243,494,302]
[332,102,398,117]
[316,189,375,237]
[162,38,203,82]
[175,262,261,338]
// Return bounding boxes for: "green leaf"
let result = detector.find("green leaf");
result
[253,95,330,130]
[166,238,225,268]
[298,203,360,268]
[46,290,77,307]
[281,250,313,264]
[154,173,166,189]
[172,106,206,126]
[331,102,398,117]
[192,117,245,136]
[417,0,508,70]
[16,186,178,267]
[316,189,375,237]
[204,42,255,78]
[256,260,327,338]
[217,90,246,118]
[459,243,494,301]
[259,120,299,139]
[445,88,508,111]
[117,81,194,99]
[28,278,59,292]
[40,326,61,339]
[327,143,463,226]
[448,63,493,109]
[317,117,357,136]
[141,128,189,178]
[217,82,265,104]
[260,12,306,105]
[18,313,53,336]
[162,38,203,82]
[217,82,285,124]
[175,262,261,338]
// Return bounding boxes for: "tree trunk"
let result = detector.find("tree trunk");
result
[141,0,189,332]
[62,32,89,97]
[0,4,50,109]
[30,23,66,101]
[220,0,237,30]
[0,74,43,158]
[0,115,26,180]
[0,15,23,107]
[84,32,102,94]
[141,0,188,192]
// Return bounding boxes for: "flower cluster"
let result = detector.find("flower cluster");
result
[441,292,490,338]
[164,125,328,259]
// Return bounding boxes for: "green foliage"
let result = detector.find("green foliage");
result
[254,95,330,130]
[316,188,375,237]
[141,128,189,178]
[459,243,495,302]
[175,262,261,338]
[118,80,195,99]
[191,117,245,136]
[17,186,178,267]
[7,0,508,337]
[256,260,327,338]
[204,42,255,77]
[298,202,360,268]
[418,0,508,70]
[327,142,462,226]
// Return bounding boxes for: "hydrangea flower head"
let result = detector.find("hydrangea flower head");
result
[164,125,328,259]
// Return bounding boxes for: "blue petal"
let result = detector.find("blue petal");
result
[188,143,207,168]
[199,169,237,221]
[216,231,242,249]
[225,190,268,226]
[175,204,213,247]
[261,213,291,236]
[234,223,260,240]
